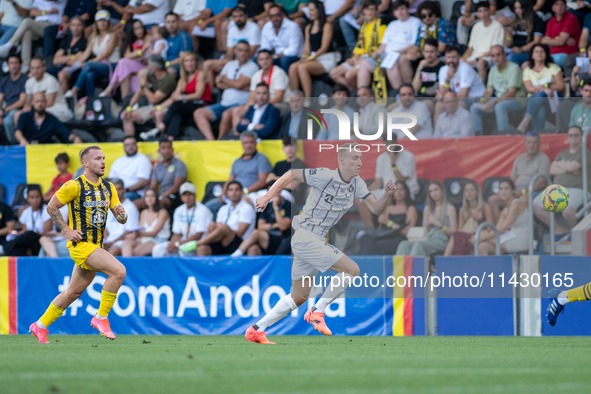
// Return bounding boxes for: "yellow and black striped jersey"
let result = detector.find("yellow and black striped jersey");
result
[55,174,121,248]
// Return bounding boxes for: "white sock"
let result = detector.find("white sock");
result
[36,320,47,329]
[230,249,244,257]
[95,314,107,320]
[255,294,297,331]
[558,291,570,306]
[314,273,355,313]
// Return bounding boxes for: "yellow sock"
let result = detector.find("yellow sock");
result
[39,302,64,328]
[567,282,591,302]
[97,291,118,317]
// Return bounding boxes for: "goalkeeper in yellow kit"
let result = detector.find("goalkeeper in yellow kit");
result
[29,145,128,343]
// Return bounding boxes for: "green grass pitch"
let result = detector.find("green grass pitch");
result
[1,335,590,394]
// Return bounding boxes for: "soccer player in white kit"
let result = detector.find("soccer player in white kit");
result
[245,142,396,344]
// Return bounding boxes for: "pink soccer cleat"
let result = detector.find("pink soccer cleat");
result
[91,316,116,340]
[304,307,333,336]
[245,326,276,345]
[29,322,50,344]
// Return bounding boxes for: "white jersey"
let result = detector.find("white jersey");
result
[293,168,371,237]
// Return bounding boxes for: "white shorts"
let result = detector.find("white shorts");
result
[533,187,590,210]
[291,228,344,281]
[314,52,338,73]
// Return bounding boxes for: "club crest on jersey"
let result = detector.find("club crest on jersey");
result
[91,208,106,228]
[348,184,354,193]
[310,169,317,175]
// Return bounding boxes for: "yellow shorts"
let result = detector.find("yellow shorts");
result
[68,242,100,270]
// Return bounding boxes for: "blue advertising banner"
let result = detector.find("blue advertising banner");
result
[15,256,422,336]
[435,256,515,336]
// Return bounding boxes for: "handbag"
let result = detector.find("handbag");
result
[407,227,428,242]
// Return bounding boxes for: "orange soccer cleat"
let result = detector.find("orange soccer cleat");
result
[29,322,50,344]
[245,326,276,345]
[91,316,116,340]
[304,307,333,336]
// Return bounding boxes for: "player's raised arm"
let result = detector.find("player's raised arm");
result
[255,169,305,212]
[47,195,82,243]
[362,180,396,216]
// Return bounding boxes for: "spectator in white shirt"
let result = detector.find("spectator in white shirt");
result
[463,1,504,83]
[125,0,169,30]
[196,181,256,256]
[108,136,153,207]
[203,6,261,97]
[228,49,290,137]
[0,0,66,72]
[388,84,433,139]
[357,0,421,91]
[194,40,260,140]
[103,178,141,256]
[260,4,304,72]
[434,46,486,120]
[152,182,213,257]
[433,91,474,138]
[173,0,206,36]
[0,0,33,46]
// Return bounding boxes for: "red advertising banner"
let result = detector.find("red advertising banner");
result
[302,135,584,187]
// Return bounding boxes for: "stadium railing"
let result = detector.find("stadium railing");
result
[577,129,590,219]
[474,222,500,256]
[529,173,554,255]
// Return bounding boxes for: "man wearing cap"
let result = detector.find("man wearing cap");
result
[152,182,214,257]
[122,55,177,137]
[0,0,67,72]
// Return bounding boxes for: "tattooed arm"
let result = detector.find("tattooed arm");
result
[47,195,82,242]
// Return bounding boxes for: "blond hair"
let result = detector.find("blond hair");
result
[460,180,484,222]
[180,52,199,93]
[337,142,360,158]
[427,180,448,223]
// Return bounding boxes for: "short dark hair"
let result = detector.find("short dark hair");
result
[158,138,172,148]
[361,0,378,9]
[476,1,490,9]
[417,1,442,18]
[227,180,243,190]
[568,125,583,135]
[7,54,21,64]
[123,136,137,144]
[30,57,45,66]
[27,184,42,197]
[258,49,273,57]
[582,78,591,89]
[110,178,124,187]
[282,135,297,146]
[445,46,460,55]
[399,83,414,93]
[553,0,566,5]
[55,152,70,164]
[357,86,375,96]
[232,5,246,14]
[423,38,439,50]
[332,83,350,96]
[392,0,409,10]
[79,145,101,162]
[269,4,285,14]
[255,82,269,90]
[165,12,179,19]
[236,40,250,48]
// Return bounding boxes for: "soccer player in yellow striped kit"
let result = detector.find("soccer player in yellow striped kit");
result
[29,145,128,343]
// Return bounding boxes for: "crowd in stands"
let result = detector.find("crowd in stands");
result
[1,0,591,258]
